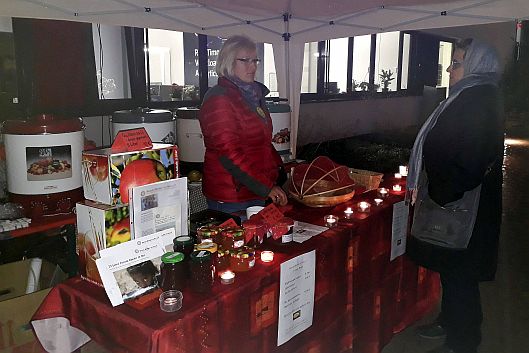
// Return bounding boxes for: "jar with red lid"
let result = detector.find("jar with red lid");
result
[215,249,231,273]
[268,217,295,245]
[242,219,267,249]
[189,250,215,293]
[159,251,186,291]
[220,227,244,251]
[230,247,256,272]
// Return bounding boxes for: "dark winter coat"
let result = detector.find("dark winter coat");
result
[407,84,504,281]
[199,77,282,203]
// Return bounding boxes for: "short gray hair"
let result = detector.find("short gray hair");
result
[216,35,257,77]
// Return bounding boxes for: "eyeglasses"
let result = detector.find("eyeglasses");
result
[450,59,462,69]
[236,58,261,65]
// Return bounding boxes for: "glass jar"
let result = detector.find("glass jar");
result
[242,219,267,249]
[173,235,195,258]
[196,226,220,243]
[268,217,295,245]
[220,227,245,251]
[189,250,214,293]
[230,247,256,272]
[215,249,231,273]
[159,251,186,291]
[196,241,218,256]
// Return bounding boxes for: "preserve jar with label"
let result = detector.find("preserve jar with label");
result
[173,235,195,257]
[189,250,214,293]
[215,249,231,273]
[230,246,256,272]
[268,217,295,244]
[196,226,220,243]
[195,241,218,257]
[220,227,245,251]
[159,251,186,291]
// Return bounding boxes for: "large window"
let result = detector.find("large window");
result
[352,35,372,91]
[437,41,453,90]
[301,42,318,93]
[374,31,400,92]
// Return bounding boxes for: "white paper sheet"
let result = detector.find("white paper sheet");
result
[96,229,171,306]
[277,250,316,346]
[391,200,409,261]
[292,221,328,243]
[130,178,188,250]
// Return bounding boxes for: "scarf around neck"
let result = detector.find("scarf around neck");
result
[405,40,499,202]
[227,76,263,111]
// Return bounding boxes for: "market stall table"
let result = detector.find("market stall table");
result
[31,190,440,353]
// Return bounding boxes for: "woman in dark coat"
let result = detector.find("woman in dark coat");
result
[406,38,504,353]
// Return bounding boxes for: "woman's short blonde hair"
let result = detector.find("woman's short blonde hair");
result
[216,35,257,77]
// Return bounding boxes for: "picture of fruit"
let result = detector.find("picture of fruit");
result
[108,217,131,246]
[188,170,202,182]
[272,128,290,144]
[118,159,167,203]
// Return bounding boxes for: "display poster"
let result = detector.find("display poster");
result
[97,229,171,306]
[391,200,409,261]
[183,33,264,88]
[26,145,72,181]
[130,178,188,251]
[277,250,316,346]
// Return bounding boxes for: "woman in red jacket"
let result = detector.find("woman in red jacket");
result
[199,35,287,214]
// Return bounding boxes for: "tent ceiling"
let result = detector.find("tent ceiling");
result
[1,0,527,43]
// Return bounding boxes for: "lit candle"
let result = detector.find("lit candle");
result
[344,207,354,218]
[358,201,371,212]
[324,215,338,227]
[394,173,402,179]
[378,188,389,198]
[393,184,402,192]
[399,165,408,177]
[260,250,274,263]
[220,270,235,284]
[374,198,383,206]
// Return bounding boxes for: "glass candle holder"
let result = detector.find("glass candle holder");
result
[399,165,408,176]
[219,270,235,285]
[394,173,402,179]
[343,207,354,219]
[324,215,339,227]
[260,250,274,263]
[159,290,183,312]
[357,201,371,212]
[374,198,383,206]
[377,188,389,198]
[393,184,402,192]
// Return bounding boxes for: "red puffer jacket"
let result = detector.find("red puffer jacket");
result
[199,77,282,202]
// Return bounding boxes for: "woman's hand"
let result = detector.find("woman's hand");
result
[268,186,288,206]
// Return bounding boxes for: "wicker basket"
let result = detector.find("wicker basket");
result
[289,179,355,207]
[348,168,383,191]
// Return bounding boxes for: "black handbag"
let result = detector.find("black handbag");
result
[410,173,482,249]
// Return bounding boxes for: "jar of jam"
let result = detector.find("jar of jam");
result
[173,235,195,257]
[189,250,214,293]
[196,226,220,243]
[195,241,218,256]
[220,227,245,251]
[215,249,231,273]
[268,217,295,245]
[242,219,267,249]
[159,251,186,291]
[230,246,256,272]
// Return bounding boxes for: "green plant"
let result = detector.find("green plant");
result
[379,69,395,92]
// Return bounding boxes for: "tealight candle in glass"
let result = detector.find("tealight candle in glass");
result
[344,207,354,219]
[219,270,235,285]
[374,198,383,206]
[393,184,402,192]
[399,165,408,177]
[377,188,389,198]
[357,201,371,212]
[324,215,338,227]
[394,173,402,179]
[260,250,274,263]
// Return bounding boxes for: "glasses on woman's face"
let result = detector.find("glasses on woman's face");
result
[236,57,261,65]
[450,59,463,69]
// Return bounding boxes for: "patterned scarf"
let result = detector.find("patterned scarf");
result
[405,39,500,202]
[227,76,263,111]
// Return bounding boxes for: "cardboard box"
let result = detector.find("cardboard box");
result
[76,201,131,286]
[0,288,50,353]
[81,143,178,205]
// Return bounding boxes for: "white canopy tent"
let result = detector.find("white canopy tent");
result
[2,0,528,156]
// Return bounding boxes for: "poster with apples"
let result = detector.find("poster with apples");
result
[82,143,178,205]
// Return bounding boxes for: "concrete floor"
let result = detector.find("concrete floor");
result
[81,129,529,353]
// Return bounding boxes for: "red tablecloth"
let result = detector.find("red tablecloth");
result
[32,185,440,353]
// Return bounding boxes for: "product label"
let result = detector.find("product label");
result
[282,232,293,243]
[26,145,72,181]
[234,240,244,248]
[197,251,207,257]
[249,259,255,268]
